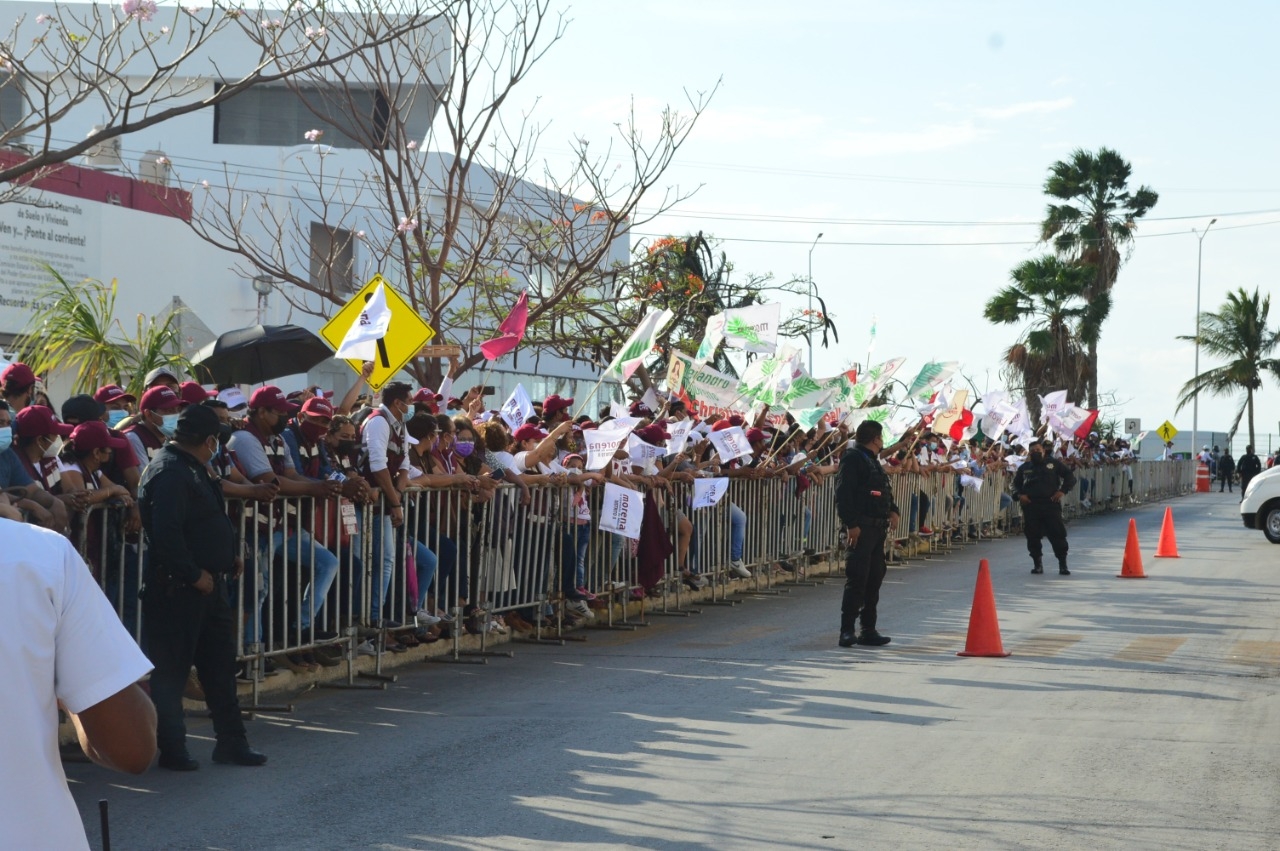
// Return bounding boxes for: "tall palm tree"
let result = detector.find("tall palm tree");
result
[984,255,1091,421]
[1041,147,1158,408]
[1175,287,1280,449]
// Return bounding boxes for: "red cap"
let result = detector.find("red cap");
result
[543,394,574,415]
[249,385,299,413]
[1,362,36,389]
[746,428,767,444]
[94,384,136,405]
[635,424,670,444]
[413,388,443,404]
[628,400,654,417]
[512,423,549,442]
[14,405,75,438]
[561,453,584,466]
[139,385,187,412]
[727,415,745,427]
[179,381,209,406]
[301,396,335,419]
[711,419,733,432]
[70,420,130,452]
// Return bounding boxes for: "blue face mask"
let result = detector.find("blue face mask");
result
[106,409,128,428]
[159,413,180,437]
[0,426,11,453]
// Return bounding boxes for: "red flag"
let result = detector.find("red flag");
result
[479,291,528,361]
[1073,409,1101,440]
[949,408,975,442]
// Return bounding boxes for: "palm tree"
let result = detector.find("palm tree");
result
[984,255,1091,421]
[1175,287,1280,449]
[1041,147,1158,409]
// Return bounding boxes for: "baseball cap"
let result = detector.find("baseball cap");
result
[0,361,36,389]
[413,388,443,404]
[174,403,223,440]
[635,423,670,444]
[746,428,767,444]
[307,385,335,399]
[217,387,248,411]
[561,453,584,466]
[70,420,130,452]
[628,400,654,417]
[301,396,335,419]
[14,405,74,438]
[512,423,549,442]
[249,385,299,413]
[94,384,136,405]
[61,394,106,425]
[544,394,574,415]
[179,381,209,406]
[144,365,181,387]
[139,385,186,412]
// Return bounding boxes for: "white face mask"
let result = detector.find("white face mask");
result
[43,436,63,459]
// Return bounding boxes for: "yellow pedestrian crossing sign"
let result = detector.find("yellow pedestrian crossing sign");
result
[1156,420,1178,442]
[319,275,435,391]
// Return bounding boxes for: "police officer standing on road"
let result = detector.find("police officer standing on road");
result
[1238,445,1262,501]
[139,403,268,771]
[1013,438,1077,575]
[834,419,900,648]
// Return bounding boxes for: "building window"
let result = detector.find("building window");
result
[310,222,356,293]
[214,83,389,148]
[0,79,26,135]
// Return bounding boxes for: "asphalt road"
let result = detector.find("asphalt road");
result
[69,490,1279,850]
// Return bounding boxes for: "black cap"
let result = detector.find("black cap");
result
[175,402,222,439]
[61,393,105,426]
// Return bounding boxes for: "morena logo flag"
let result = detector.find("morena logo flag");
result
[598,482,644,540]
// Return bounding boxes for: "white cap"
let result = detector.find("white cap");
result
[144,365,181,386]
[218,387,248,411]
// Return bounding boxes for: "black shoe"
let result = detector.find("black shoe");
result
[1030,559,1044,574]
[212,741,268,767]
[856,630,892,647]
[1058,561,1071,576]
[158,750,199,771]
[838,632,856,648]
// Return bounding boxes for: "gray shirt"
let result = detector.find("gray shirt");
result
[227,429,295,480]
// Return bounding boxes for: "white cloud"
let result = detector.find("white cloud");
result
[976,97,1075,120]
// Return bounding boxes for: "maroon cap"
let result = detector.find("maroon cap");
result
[413,388,443,404]
[1,362,36,389]
[249,385,299,413]
[14,405,74,438]
[179,381,209,406]
[447,397,461,407]
[544,394,574,415]
[94,384,136,405]
[70,420,130,452]
[301,396,335,419]
[307,385,335,399]
[628,400,654,417]
[512,424,549,443]
[727,415,745,427]
[139,385,187,412]
[746,428,767,444]
[635,424,670,444]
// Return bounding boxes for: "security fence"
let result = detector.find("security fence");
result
[74,459,1195,701]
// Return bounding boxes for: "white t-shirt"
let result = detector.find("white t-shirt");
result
[0,519,153,851]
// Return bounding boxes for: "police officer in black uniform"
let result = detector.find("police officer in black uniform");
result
[1238,445,1262,500]
[834,419,900,648]
[1013,438,1077,575]
[139,404,267,771]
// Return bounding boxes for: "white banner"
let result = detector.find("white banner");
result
[708,426,754,464]
[691,477,730,509]
[665,419,693,456]
[582,419,638,470]
[500,384,534,432]
[627,433,667,462]
[959,474,983,492]
[335,282,392,360]
[599,482,644,540]
[721,303,782,354]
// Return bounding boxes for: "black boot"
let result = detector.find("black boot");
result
[1058,557,1070,576]
[1030,557,1044,574]
[157,748,199,771]
[856,629,892,646]
[212,739,268,766]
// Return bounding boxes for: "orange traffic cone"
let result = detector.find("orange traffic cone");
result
[1118,518,1147,578]
[957,559,1010,657]
[1155,507,1180,558]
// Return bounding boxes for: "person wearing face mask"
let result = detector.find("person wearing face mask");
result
[138,403,267,771]
[124,385,187,471]
[13,404,77,498]
[1013,438,1077,575]
[94,384,137,429]
[1,361,38,411]
[0,401,69,531]
[63,393,144,534]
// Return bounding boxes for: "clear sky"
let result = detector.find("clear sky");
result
[503,0,1280,449]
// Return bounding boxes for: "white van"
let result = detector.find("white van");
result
[1241,466,1280,543]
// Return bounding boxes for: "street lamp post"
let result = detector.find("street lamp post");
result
[807,232,823,373]
[1191,218,1216,461]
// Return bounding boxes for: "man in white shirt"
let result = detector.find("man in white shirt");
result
[1,519,156,850]
[360,381,415,625]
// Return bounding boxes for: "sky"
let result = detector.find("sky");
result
[498,0,1280,449]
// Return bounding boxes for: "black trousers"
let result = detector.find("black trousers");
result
[142,576,247,754]
[1021,501,1068,560]
[841,525,888,633]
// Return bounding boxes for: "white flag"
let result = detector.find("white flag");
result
[691,477,730,509]
[1049,403,1090,438]
[627,433,667,462]
[959,474,983,492]
[1039,390,1069,428]
[640,387,660,414]
[609,400,628,419]
[694,313,726,364]
[606,308,675,382]
[721,303,782,354]
[582,418,638,470]
[599,482,644,540]
[500,384,534,431]
[334,283,392,360]
[708,426,755,464]
[665,419,694,456]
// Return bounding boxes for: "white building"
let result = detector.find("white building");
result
[0,1,625,405]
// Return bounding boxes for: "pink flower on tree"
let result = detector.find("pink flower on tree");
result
[121,0,157,22]
[406,140,418,151]
[303,129,323,142]
[35,13,53,24]
[397,217,418,233]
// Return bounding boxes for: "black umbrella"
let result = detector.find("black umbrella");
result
[191,324,335,385]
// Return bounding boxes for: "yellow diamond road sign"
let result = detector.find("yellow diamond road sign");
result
[1156,420,1178,442]
[319,275,435,391]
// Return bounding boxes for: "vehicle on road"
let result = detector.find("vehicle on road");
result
[1241,465,1280,543]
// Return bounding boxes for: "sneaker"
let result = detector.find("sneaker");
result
[1082,499,1092,509]
[576,586,598,602]
[354,639,377,657]
[729,559,751,579]
[566,599,595,620]
[415,609,442,626]
[918,526,933,536]
[607,580,629,592]
[776,560,797,574]
[682,573,708,590]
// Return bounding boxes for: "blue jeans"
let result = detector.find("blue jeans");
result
[242,527,340,644]
[730,502,746,562]
[410,537,439,611]
[367,514,396,622]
